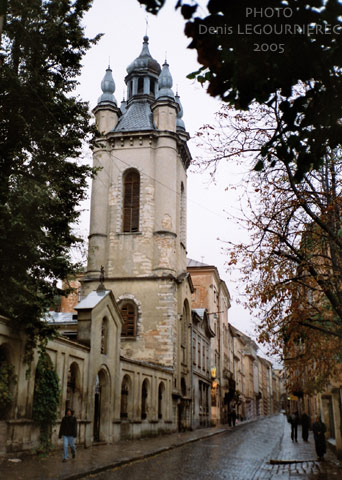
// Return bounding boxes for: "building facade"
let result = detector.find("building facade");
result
[187,259,231,425]
[0,37,282,455]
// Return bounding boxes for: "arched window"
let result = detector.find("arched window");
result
[120,302,137,337]
[123,170,140,233]
[141,378,149,420]
[101,317,108,354]
[66,362,82,416]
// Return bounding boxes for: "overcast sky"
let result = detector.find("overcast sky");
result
[76,0,272,359]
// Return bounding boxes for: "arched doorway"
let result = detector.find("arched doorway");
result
[93,369,110,442]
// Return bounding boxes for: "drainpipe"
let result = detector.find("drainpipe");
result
[217,290,222,423]
[189,318,194,430]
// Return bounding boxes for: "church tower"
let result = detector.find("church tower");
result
[84,37,192,412]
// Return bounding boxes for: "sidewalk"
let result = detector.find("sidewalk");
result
[258,415,342,479]
[0,423,234,480]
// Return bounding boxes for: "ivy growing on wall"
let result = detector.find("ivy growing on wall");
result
[32,353,61,453]
[0,349,17,419]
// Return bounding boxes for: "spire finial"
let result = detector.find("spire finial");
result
[145,15,149,36]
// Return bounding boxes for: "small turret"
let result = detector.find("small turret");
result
[125,36,161,104]
[120,97,127,115]
[152,61,178,132]
[156,61,175,100]
[98,66,117,105]
[93,66,120,134]
[175,92,186,131]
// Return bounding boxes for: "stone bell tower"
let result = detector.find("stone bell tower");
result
[84,37,193,409]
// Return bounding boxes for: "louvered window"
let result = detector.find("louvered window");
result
[120,302,136,337]
[123,170,140,233]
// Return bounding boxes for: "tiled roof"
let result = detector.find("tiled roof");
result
[114,101,155,132]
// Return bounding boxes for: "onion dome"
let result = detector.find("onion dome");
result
[175,93,186,131]
[97,66,117,106]
[126,36,161,76]
[156,61,175,100]
[120,97,127,114]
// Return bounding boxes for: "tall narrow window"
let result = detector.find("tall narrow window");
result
[120,376,130,418]
[149,78,155,96]
[120,302,137,337]
[180,182,186,246]
[123,170,140,233]
[158,382,165,419]
[101,318,108,354]
[141,379,148,420]
[137,77,144,94]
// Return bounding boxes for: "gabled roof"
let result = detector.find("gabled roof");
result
[75,289,111,310]
[187,258,210,267]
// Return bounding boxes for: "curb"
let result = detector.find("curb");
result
[59,427,230,480]
[60,418,263,480]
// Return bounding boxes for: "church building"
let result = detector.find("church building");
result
[0,36,197,452]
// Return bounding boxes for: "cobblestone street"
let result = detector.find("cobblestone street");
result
[1,414,341,480]
[84,414,342,480]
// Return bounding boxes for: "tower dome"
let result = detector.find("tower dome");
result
[126,36,161,76]
[97,66,117,106]
[125,36,161,103]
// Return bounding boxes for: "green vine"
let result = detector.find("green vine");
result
[32,353,61,453]
[0,351,17,419]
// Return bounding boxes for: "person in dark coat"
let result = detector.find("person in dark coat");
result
[59,408,77,462]
[301,412,311,442]
[312,416,327,460]
[289,411,299,442]
[231,410,237,426]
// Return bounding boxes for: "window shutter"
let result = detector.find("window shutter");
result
[123,170,140,232]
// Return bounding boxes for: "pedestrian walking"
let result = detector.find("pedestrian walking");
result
[231,410,237,426]
[59,408,77,462]
[301,412,311,442]
[312,416,327,461]
[289,411,299,442]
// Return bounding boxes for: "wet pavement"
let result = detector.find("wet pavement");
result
[1,414,341,480]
